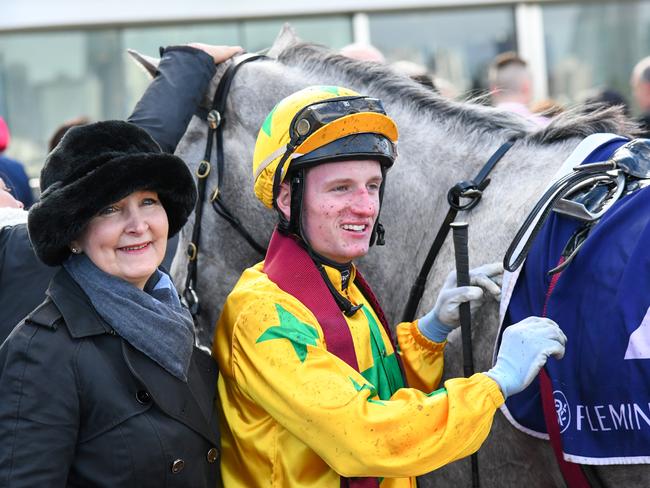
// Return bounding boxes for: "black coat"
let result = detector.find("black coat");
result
[0,223,56,342]
[0,269,221,487]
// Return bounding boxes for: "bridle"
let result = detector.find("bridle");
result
[182,52,268,318]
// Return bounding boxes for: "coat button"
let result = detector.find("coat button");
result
[171,459,185,474]
[136,390,151,404]
[206,447,219,463]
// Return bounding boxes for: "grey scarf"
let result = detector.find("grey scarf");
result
[64,254,195,381]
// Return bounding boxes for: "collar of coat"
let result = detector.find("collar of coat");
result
[25,267,220,446]
[28,267,119,337]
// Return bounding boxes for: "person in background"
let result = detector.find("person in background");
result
[214,84,567,487]
[49,116,90,152]
[630,56,650,137]
[0,117,34,208]
[391,60,437,91]
[340,42,386,63]
[583,87,630,117]
[0,175,56,343]
[488,51,549,127]
[530,98,564,119]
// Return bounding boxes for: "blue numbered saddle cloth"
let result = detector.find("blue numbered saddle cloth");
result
[497,135,650,464]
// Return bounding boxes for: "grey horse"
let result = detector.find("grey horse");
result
[133,26,646,487]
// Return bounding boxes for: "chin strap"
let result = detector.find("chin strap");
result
[369,166,388,247]
[306,246,363,317]
[369,222,385,246]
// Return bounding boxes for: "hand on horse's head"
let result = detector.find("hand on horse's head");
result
[187,43,244,64]
[417,262,503,343]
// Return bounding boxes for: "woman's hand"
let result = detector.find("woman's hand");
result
[187,43,244,64]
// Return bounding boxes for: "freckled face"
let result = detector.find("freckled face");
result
[0,177,23,209]
[302,159,382,264]
[72,190,168,289]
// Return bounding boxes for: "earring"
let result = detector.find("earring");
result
[71,247,81,254]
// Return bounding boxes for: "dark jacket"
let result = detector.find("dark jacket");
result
[0,268,221,487]
[0,222,56,342]
[0,155,34,208]
[0,45,215,344]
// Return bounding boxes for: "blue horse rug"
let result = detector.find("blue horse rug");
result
[496,134,650,465]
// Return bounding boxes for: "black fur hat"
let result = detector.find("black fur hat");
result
[28,120,197,266]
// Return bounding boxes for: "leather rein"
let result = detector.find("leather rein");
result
[183,53,268,317]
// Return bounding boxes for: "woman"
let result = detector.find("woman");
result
[0,43,239,344]
[0,120,220,487]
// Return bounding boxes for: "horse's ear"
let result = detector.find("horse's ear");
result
[267,23,300,59]
[127,49,160,78]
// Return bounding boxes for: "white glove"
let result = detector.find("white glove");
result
[418,262,503,342]
[484,316,567,399]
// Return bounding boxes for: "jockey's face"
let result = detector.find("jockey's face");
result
[301,159,382,264]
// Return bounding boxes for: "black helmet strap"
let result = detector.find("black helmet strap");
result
[369,166,387,246]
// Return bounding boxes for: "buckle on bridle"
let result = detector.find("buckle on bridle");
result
[207,110,221,130]
[447,180,486,211]
[196,160,211,178]
[182,286,200,316]
[187,242,198,261]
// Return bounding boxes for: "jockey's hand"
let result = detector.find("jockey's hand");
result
[417,262,503,343]
[484,317,567,399]
[187,43,244,64]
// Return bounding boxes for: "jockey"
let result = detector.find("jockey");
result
[213,85,567,487]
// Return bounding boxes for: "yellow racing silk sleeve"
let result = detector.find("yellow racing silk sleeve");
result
[396,321,446,392]
[217,283,505,481]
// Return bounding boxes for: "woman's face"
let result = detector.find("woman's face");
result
[72,190,169,289]
[0,177,23,208]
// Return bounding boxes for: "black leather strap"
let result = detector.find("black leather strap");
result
[401,139,516,323]
[183,53,268,318]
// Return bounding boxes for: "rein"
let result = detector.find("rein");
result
[183,53,268,317]
[401,138,516,323]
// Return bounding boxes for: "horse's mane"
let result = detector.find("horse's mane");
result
[276,42,640,144]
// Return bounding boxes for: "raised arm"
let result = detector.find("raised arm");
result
[128,44,241,153]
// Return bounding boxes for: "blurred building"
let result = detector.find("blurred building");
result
[2,0,649,175]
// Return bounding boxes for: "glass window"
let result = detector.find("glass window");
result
[0,29,124,175]
[368,7,516,96]
[241,15,352,52]
[543,1,650,112]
